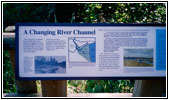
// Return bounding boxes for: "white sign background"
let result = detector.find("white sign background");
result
[16,23,166,79]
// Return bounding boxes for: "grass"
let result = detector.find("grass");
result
[124,60,153,67]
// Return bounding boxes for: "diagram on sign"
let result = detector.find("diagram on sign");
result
[68,37,96,63]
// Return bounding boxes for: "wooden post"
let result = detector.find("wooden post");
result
[133,80,166,97]
[41,80,67,97]
[4,33,37,93]
[4,33,67,96]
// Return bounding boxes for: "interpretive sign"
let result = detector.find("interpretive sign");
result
[16,23,166,80]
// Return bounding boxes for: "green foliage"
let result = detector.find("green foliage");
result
[3,50,16,93]
[68,80,134,93]
[76,3,166,23]
[3,3,166,29]
[3,3,49,29]
[3,3,166,93]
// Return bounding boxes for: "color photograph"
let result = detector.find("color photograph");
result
[124,49,153,67]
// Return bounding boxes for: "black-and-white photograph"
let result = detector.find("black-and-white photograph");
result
[35,56,66,74]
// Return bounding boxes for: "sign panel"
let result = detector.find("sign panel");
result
[16,23,166,80]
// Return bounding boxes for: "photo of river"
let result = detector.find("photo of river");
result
[35,56,66,74]
[124,49,153,67]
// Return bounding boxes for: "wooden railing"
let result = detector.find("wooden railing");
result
[4,33,67,97]
[3,32,166,97]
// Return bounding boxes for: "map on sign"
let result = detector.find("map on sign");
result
[17,23,166,80]
[68,37,96,63]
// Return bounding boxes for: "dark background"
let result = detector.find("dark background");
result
[3,3,166,93]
